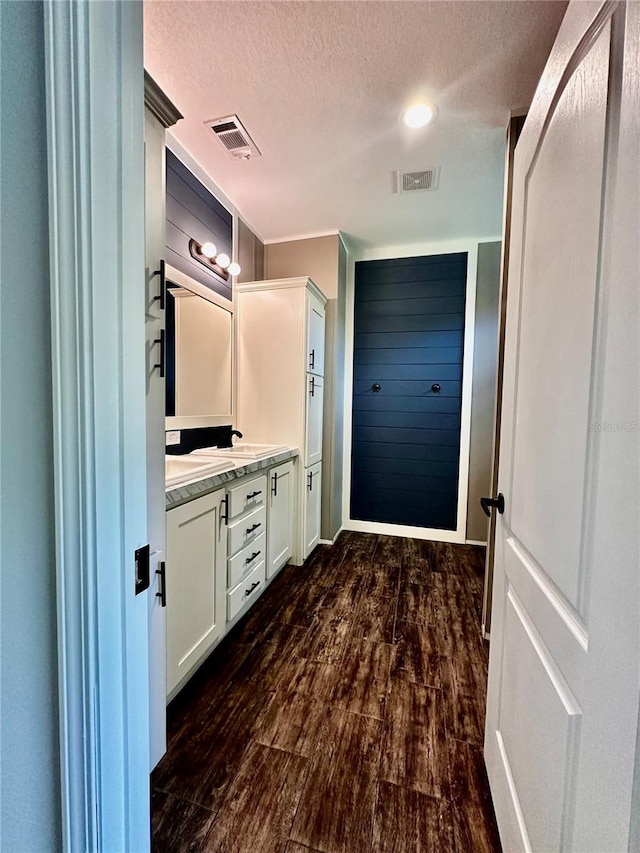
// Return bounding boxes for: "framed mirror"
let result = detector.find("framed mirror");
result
[164,263,235,429]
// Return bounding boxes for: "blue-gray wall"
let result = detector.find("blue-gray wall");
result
[0,2,61,849]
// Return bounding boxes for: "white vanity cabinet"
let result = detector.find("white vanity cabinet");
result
[165,488,227,698]
[267,460,294,579]
[236,277,327,564]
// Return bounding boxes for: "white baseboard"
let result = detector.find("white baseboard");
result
[466,539,488,546]
[318,526,344,546]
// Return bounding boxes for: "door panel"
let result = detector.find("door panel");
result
[144,109,167,769]
[306,294,325,376]
[486,4,640,851]
[509,25,609,612]
[305,373,323,466]
[351,253,467,531]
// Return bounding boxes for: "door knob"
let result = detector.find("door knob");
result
[372,383,381,393]
[480,493,505,517]
[431,383,441,393]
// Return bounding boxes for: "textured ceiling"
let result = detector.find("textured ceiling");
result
[144,0,567,248]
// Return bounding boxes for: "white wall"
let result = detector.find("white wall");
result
[466,241,502,541]
[0,3,61,848]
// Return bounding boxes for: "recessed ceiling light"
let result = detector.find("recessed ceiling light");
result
[403,104,434,129]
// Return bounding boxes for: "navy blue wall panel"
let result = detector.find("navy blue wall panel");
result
[351,252,467,531]
[165,150,233,301]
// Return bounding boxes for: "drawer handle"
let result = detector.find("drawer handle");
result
[152,329,165,378]
[309,376,315,397]
[247,490,262,500]
[245,580,261,597]
[271,472,278,496]
[151,258,166,310]
[307,471,313,491]
[246,522,261,535]
[221,495,229,526]
[245,550,261,565]
[309,348,315,371]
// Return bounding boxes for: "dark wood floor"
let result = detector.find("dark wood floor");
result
[151,531,501,853]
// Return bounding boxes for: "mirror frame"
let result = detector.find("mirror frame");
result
[164,262,236,429]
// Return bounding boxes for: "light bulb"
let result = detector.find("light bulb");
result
[200,241,217,259]
[216,253,231,269]
[403,104,433,128]
[227,262,241,276]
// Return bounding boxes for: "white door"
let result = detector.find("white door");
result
[268,460,294,578]
[145,108,168,769]
[305,373,324,466]
[485,3,640,852]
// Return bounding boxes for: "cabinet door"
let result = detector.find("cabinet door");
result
[306,292,325,376]
[145,109,168,768]
[303,462,322,559]
[305,373,324,467]
[165,488,226,697]
[267,460,294,579]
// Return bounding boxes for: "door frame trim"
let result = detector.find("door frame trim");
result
[343,238,496,542]
[44,2,149,849]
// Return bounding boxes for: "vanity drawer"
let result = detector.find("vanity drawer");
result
[227,474,267,519]
[228,532,266,590]
[228,505,266,557]
[227,559,265,622]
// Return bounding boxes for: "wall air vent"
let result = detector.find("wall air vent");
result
[205,114,261,160]
[394,167,440,193]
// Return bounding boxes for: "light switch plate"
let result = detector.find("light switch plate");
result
[166,430,181,446]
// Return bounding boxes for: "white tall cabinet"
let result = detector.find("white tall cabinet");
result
[144,75,182,768]
[236,277,327,564]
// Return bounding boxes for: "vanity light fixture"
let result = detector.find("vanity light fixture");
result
[403,103,434,128]
[200,241,217,259]
[188,238,241,280]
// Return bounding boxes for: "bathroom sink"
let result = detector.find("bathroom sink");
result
[191,443,289,461]
[165,455,231,488]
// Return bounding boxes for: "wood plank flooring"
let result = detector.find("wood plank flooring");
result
[151,532,501,852]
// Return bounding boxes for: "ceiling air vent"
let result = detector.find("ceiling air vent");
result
[205,114,261,160]
[394,167,440,193]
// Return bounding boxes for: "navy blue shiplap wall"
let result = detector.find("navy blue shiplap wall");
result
[166,150,233,301]
[351,253,467,530]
